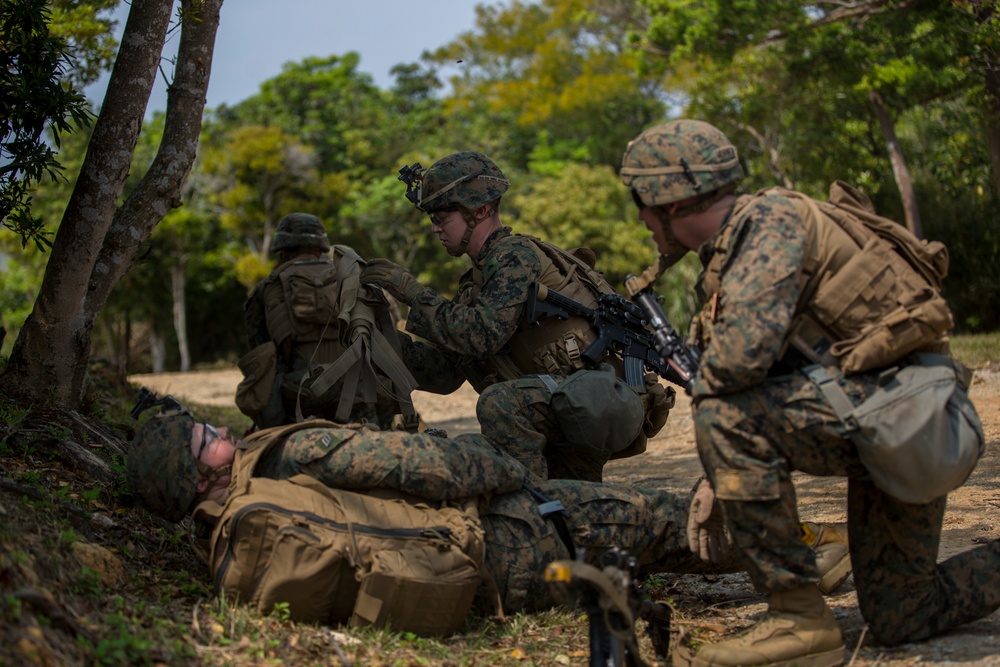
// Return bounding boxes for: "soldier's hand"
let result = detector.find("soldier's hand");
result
[687,478,725,562]
[360,259,423,305]
[641,373,675,438]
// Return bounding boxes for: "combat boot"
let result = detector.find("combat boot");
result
[802,522,852,595]
[693,585,845,667]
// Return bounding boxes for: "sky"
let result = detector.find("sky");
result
[84,0,485,114]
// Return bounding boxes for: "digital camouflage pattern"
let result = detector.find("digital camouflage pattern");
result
[416,151,510,213]
[691,187,1000,645]
[399,226,645,481]
[620,119,744,208]
[127,411,200,522]
[270,212,331,255]
[404,227,539,367]
[477,374,639,483]
[481,478,744,613]
[224,418,751,613]
[250,425,533,500]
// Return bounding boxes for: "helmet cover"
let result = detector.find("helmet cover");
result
[621,120,744,208]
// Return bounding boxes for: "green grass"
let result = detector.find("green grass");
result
[950,331,1000,369]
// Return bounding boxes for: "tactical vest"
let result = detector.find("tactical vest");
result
[457,234,620,389]
[691,181,953,375]
[254,247,418,427]
[192,422,486,636]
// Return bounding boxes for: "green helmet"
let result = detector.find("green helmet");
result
[620,120,744,208]
[127,400,200,523]
[271,213,331,255]
[408,151,510,213]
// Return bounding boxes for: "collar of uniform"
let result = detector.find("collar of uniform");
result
[474,226,512,267]
[696,199,744,267]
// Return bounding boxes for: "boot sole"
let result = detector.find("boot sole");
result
[818,553,852,595]
[693,646,845,667]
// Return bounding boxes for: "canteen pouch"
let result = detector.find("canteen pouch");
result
[849,354,984,504]
[235,341,280,415]
[350,546,480,637]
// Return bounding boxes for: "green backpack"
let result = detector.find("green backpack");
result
[194,473,486,636]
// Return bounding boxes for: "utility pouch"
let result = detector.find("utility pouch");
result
[805,353,984,504]
[350,546,480,637]
[549,363,645,456]
[235,341,279,414]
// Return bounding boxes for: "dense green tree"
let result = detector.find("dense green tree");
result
[635,0,993,235]
[47,0,121,88]
[425,0,666,169]
[1,0,94,249]
[0,0,223,408]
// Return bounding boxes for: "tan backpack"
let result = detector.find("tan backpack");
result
[194,473,486,636]
[774,181,954,373]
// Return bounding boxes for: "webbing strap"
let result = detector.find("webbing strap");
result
[523,482,577,559]
[802,364,858,433]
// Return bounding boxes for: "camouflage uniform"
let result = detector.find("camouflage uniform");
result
[361,151,671,483]
[231,423,741,614]
[691,192,1000,645]
[398,225,647,482]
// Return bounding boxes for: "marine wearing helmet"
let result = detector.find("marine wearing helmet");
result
[127,390,229,522]
[270,212,331,257]
[620,120,744,263]
[399,151,510,256]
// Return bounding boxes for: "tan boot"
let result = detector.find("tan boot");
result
[802,522,852,595]
[692,585,845,667]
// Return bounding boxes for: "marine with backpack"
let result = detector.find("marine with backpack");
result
[239,213,419,432]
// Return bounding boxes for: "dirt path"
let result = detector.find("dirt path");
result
[130,367,1000,665]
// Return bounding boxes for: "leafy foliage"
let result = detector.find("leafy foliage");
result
[0,0,94,249]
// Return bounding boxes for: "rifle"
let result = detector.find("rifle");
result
[524,281,694,393]
[545,548,671,667]
[622,261,701,395]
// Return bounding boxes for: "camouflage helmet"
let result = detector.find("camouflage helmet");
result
[409,151,510,213]
[621,120,744,208]
[270,213,331,255]
[127,398,200,523]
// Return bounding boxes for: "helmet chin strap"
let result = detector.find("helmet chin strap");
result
[453,203,499,257]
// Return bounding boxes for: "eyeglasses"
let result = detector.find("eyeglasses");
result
[428,207,459,226]
[197,423,220,461]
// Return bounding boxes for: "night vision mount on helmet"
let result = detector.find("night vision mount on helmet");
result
[399,151,511,256]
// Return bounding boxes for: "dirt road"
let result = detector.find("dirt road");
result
[130,366,1000,665]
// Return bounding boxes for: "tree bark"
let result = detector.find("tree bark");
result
[984,53,1000,198]
[0,0,223,408]
[869,89,923,238]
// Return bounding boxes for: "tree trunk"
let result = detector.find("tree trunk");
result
[171,261,190,372]
[869,89,923,238]
[0,0,223,408]
[149,329,166,374]
[984,55,1000,198]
